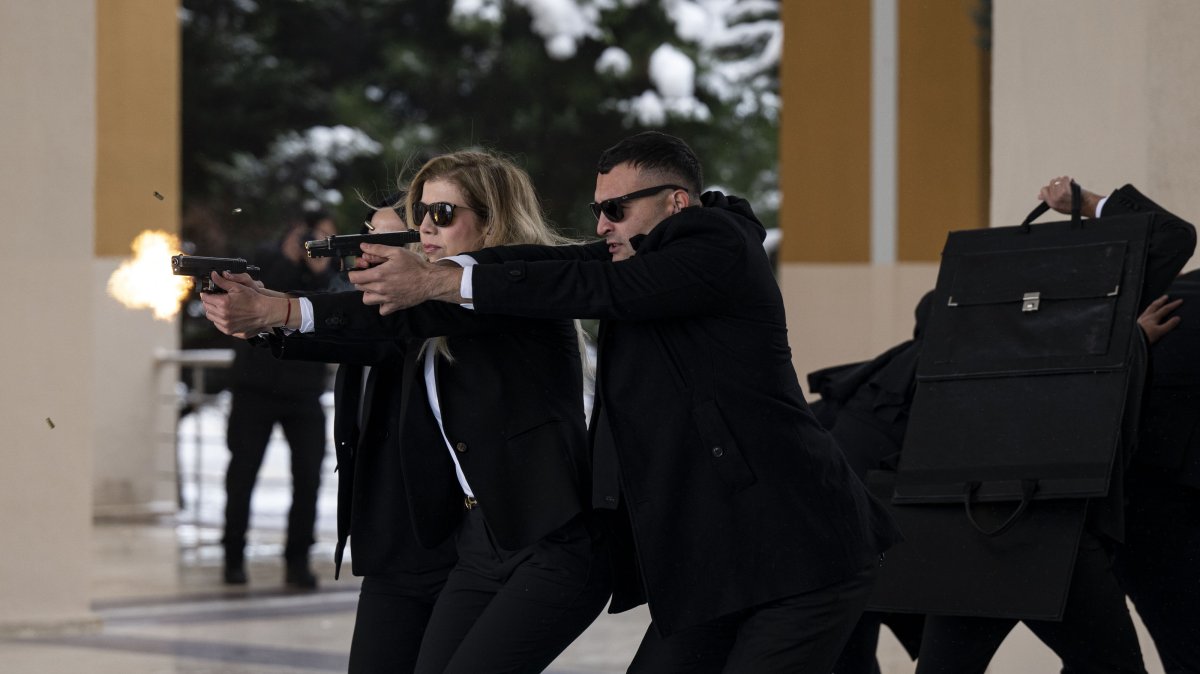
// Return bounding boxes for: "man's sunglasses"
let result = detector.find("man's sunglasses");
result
[588,184,686,222]
[414,201,485,228]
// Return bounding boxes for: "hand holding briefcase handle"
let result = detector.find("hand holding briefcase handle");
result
[1021,177,1085,230]
[1037,176,1106,219]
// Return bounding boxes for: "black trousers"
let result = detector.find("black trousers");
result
[348,570,450,674]
[413,507,612,674]
[628,561,880,674]
[1113,470,1200,674]
[223,390,327,562]
[916,532,1146,674]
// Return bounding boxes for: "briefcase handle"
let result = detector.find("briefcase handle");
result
[963,479,1038,537]
[1019,181,1082,232]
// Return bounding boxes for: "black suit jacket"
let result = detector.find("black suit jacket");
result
[305,292,591,552]
[1093,186,1198,527]
[1102,184,1196,309]
[269,334,456,579]
[467,192,902,634]
[1138,269,1200,488]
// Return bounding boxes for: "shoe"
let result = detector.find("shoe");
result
[285,563,318,590]
[223,548,247,585]
[223,563,247,585]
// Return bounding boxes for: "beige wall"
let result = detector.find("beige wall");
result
[780,264,937,383]
[992,0,1200,256]
[93,0,181,517]
[0,0,99,630]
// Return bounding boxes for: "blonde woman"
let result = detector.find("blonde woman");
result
[202,151,609,674]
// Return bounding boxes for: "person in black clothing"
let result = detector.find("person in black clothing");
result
[914,177,1196,674]
[261,196,457,672]
[1113,274,1200,674]
[202,151,611,674]
[222,212,337,588]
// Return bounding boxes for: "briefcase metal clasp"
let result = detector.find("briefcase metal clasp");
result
[1022,292,1041,312]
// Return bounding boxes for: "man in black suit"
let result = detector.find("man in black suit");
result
[222,214,337,588]
[349,132,902,672]
[1118,271,1200,674]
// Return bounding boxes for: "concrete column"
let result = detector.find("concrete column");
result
[0,0,99,631]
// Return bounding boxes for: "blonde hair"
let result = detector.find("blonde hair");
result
[405,150,571,248]
[405,151,577,363]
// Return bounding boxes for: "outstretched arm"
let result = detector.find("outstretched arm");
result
[348,244,464,314]
[470,210,754,321]
[1036,177,1197,310]
[1100,184,1198,307]
[348,241,608,314]
[200,271,300,337]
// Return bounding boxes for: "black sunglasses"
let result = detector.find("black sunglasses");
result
[588,184,686,222]
[414,201,485,227]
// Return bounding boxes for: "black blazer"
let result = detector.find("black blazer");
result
[467,192,902,635]
[1139,268,1200,488]
[306,292,591,552]
[1093,186,1198,529]
[269,334,456,579]
[1102,184,1196,309]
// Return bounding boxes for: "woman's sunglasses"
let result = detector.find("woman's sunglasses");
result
[414,201,485,227]
[588,184,686,223]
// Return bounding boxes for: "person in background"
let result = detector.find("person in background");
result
[221,211,337,588]
[1115,272,1200,674]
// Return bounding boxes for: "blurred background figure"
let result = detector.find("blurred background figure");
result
[222,211,338,588]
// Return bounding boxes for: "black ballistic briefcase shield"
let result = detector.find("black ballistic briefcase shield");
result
[869,195,1153,619]
[868,471,1087,620]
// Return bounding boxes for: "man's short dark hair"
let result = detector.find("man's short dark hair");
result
[597,131,703,196]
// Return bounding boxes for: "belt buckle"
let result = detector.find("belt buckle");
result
[464,496,479,510]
